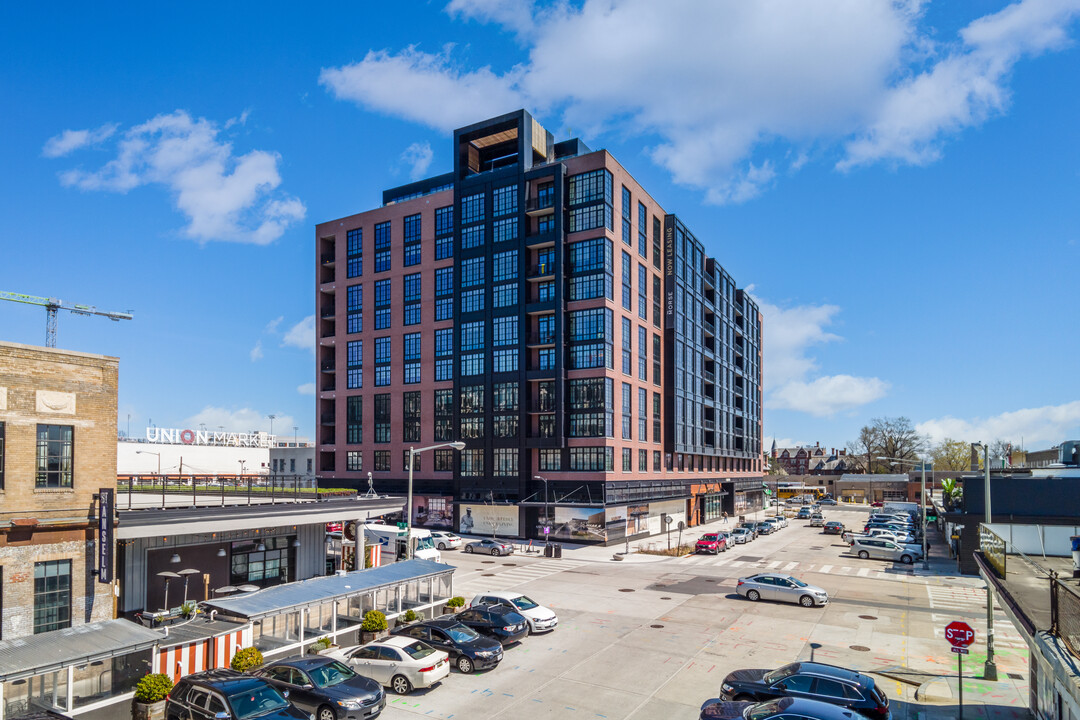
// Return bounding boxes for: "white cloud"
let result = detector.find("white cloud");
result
[52,110,305,244]
[401,142,434,180]
[321,0,1080,203]
[282,315,315,353]
[297,383,316,396]
[757,296,889,417]
[249,340,264,362]
[917,400,1080,447]
[42,123,118,158]
[183,406,296,436]
[265,315,284,333]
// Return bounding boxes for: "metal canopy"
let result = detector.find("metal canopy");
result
[0,619,162,682]
[201,559,454,621]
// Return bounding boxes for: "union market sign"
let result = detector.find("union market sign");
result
[145,427,276,448]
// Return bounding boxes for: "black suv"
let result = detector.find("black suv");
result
[165,669,310,720]
[392,618,505,673]
[452,603,528,646]
[718,662,890,720]
[251,656,384,720]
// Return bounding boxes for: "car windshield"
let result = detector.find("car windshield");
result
[744,699,785,720]
[400,641,436,660]
[445,623,481,642]
[702,535,718,541]
[763,663,798,684]
[228,686,290,719]
[308,660,356,688]
[789,577,807,587]
[511,595,540,611]
[416,537,435,551]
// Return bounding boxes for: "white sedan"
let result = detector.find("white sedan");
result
[469,591,558,633]
[430,531,462,550]
[328,636,450,694]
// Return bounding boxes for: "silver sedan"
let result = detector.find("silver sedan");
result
[736,573,829,607]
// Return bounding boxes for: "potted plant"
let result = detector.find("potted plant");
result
[180,600,198,619]
[132,673,173,720]
[360,610,388,643]
[307,636,336,655]
[230,646,264,672]
[399,609,420,626]
[444,596,465,614]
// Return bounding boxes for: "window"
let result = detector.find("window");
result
[435,328,452,357]
[638,202,647,258]
[374,450,390,471]
[346,227,363,278]
[639,449,648,471]
[492,185,517,216]
[461,449,484,477]
[436,298,453,321]
[462,225,485,249]
[638,326,648,380]
[375,220,392,249]
[435,267,453,297]
[347,451,363,471]
[346,340,362,389]
[569,447,613,471]
[493,283,517,308]
[621,250,632,310]
[621,186,632,246]
[34,560,71,634]
[403,391,421,443]
[36,425,73,488]
[622,383,632,440]
[569,169,612,205]
[374,337,390,387]
[374,279,391,330]
[494,449,518,476]
[652,216,662,270]
[436,359,452,382]
[538,449,562,471]
[347,396,362,444]
[374,394,390,443]
[461,321,484,351]
[569,204,612,233]
[434,389,453,441]
[347,284,363,334]
[404,273,421,302]
[569,343,612,370]
[461,289,484,313]
[639,388,648,440]
[403,333,421,384]
[622,447,632,472]
[435,205,454,235]
[493,250,518,281]
[403,214,421,266]
[653,276,661,327]
[570,307,611,341]
[569,378,611,410]
[638,265,648,320]
[461,257,485,287]
[653,392,662,443]
[461,193,485,225]
[569,273,612,301]
[493,349,517,372]
[460,385,484,414]
[568,412,612,437]
[569,237,613,273]
[654,450,662,471]
[493,415,518,437]
[493,217,518,243]
[493,316,518,346]
[348,367,362,390]
[621,317,632,375]
[434,449,453,471]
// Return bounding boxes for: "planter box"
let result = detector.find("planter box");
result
[360,630,388,644]
[132,699,166,720]
[315,645,340,656]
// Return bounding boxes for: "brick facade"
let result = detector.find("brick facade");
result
[0,341,119,640]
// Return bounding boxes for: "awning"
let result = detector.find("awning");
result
[0,619,162,682]
[201,559,454,621]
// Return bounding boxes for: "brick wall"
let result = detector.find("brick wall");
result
[0,341,119,640]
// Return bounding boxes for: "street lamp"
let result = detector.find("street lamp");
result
[534,475,551,546]
[971,441,998,681]
[877,455,931,570]
[406,442,466,560]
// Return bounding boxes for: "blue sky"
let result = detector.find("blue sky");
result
[2,0,1078,452]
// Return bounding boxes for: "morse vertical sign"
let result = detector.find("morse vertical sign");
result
[98,488,114,583]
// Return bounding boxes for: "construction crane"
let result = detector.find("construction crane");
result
[0,291,133,347]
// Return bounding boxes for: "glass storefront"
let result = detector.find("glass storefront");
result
[230,536,295,588]
[702,493,723,522]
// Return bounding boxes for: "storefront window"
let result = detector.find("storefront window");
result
[253,610,301,651]
[231,536,295,588]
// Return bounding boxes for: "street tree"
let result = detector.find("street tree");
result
[930,438,971,471]
[847,416,926,473]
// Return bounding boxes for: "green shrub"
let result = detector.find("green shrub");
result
[307,636,333,653]
[134,673,173,704]
[402,609,419,623]
[230,646,264,672]
[446,596,465,608]
[180,601,198,618]
[361,610,387,632]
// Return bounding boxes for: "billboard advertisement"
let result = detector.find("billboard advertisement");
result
[552,507,606,541]
[459,504,519,537]
[413,495,453,529]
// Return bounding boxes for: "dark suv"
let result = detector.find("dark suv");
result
[453,603,528,646]
[392,618,505,673]
[718,662,889,720]
[251,656,384,720]
[165,669,310,720]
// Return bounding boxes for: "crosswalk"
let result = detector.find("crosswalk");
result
[452,558,591,599]
[671,552,927,583]
[927,585,1028,650]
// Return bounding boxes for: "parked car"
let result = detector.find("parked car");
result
[870,501,884,507]
[863,522,916,537]
[468,590,558,633]
[429,531,462,550]
[696,532,728,554]
[849,537,921,564]
[717,661,890,720]
[730,528,752,544]
[452,603,529,646]
[818,499,838,506]
[771,515,788,528]
[327,636,449,695]
[823,521,845,535]
[700,696,874,719]
[753,522,774,536]
[165,669,311,720]
[739,522,759,539]
[251,656,385,720]
[392,619,503,673]
[796,507,812,520]
[736,573,829,607]
[809,514,825,527]
[463,538,514,556]
[867,529,917,544]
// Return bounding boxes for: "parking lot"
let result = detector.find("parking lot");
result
[374,505,1031,719]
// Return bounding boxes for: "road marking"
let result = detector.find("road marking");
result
[819,565,833,574]
[766,561,782,569]
[783,561,798,571]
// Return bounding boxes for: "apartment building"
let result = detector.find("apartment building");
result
[0,341,118,640]
[316,110,763,543]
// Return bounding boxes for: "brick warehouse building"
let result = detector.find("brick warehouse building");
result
[316,110,763,544]
[0,341,118,639]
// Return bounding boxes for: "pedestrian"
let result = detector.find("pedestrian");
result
[721,511,728,525]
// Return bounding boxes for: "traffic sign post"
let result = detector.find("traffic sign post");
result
[945,621,975,719]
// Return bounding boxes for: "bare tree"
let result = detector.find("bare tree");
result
[847,424,879,474]
[847,416,927,473]
[989,439,1016,468]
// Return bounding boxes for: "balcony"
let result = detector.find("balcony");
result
[320,281,336,294]
[703,419,715,430]
[320,413,336,426]
[526,436,562,448]
[527,367,557,381]
[527,263,556,281]
[527,298,556,315]
[321,382,336,392]
[526,196,555,216]
[321,252,335,266]
[526,332,556,347]
[703,369,715,384]
[526,229,556,249]
[321,363,336,374]
[321,306,335,319]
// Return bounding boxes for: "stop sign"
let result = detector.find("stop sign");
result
[945,621,975,648]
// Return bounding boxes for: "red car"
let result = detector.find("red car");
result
[870,501,884,507]
[696,532,728,555]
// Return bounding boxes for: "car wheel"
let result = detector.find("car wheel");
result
[391,674,413,695]
[799,595,815,608]
[457,656,474,673]
[858,550,869,559]
[901,554,913,564]
[491,548,499,556]
[438,543,447,550]
[317,705,337,720]
[746,589,760,602]
[464,546,473,553]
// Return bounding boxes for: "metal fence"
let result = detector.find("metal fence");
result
[1052,574,1080,661]
[979,523,1007,578]
[117,474,339,509]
